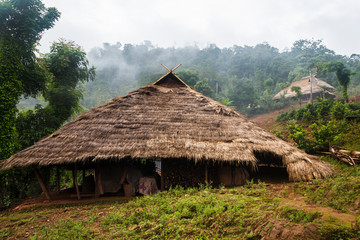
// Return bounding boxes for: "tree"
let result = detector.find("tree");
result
[1,40,96,206]
[16,40,96,149]
[264,78,274,93]
[194,78,216,99]
[176,70,200,87]
[291,86,302,107]
[318,62,352,102]
[224,76,256,113]
[0,0,60,159]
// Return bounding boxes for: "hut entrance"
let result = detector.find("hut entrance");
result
[251,151,289,183]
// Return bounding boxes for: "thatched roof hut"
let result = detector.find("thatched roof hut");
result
[273,76,335,101]
[1,70,333,185]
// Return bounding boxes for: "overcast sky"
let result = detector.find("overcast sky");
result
[39,0,360,56]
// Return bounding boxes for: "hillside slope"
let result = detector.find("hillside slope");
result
[1,168,359,240]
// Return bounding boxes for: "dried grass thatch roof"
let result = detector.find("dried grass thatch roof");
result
[1,71,333,181]
[273,76,335,100]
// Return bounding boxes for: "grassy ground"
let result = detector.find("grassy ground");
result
[1,159,359,240]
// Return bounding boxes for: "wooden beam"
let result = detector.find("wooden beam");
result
[98,166,104,195]
[73,163,81,200]
[120,167,128,184]
[33,167,51,201]
[171,64,182,72]
[161,64,171,72]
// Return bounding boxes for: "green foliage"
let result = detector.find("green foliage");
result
[290,85,302,106]
[276,100,360,123]
[0,10,93,206]
[0,41,22,159]
[83,39,359,117]
[99,184,274,239]
[0,0,59,160]
[287,124,313,152]
[278,100,360,152]
[296,157,360,212]
[194,78,216,98]
[220,97,234,107]
[31,218,95,240]
[223,76,256,112]
[319,220,360,240]
[16,40,95,149]
[1,182,359,239]
[176,70,200,87]
[310,120,348,151]
[318,62,353,102]
[279,206,321,223]
[340,121,360,150]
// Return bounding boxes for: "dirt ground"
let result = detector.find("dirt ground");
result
[249,105,292,130]
[11,192,135,211]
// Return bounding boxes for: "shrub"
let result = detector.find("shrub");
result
[287,124,313,153]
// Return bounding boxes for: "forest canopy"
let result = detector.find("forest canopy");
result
[81,39,360,115]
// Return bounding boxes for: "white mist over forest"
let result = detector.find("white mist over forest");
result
[80,39,360,116]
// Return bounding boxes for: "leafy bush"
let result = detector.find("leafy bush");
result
[287,124,313,152]
[310,120,349,151]
[278,99,360,153]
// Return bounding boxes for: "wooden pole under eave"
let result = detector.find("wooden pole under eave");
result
[33,167,51,201]
[73,163,81,200]
[94,164,100,198]
[94,162,104,198]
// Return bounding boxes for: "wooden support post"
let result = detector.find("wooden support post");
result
[120,167,128,184]
[94,165,100,198]
[94,163,104,198]
[161,160,164,191]
[205,164,208,184]
[33,167,51,201]
[73,163,81,200]
[98,167,104,195]
[56,166,60,194]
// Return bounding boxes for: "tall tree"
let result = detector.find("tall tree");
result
[0,0,60,159]
[1,40,95,206]
[318,62,352,102]
[16,40,96,149]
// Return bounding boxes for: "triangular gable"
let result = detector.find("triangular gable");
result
[153,64,190,88]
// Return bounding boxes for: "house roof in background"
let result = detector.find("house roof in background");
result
[273,76,335,100]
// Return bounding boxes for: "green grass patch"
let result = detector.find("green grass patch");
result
[278,206,322,223]
[1,178,359,239]
[294,156,360,212]
[318,217,360,240]
[31,218,95,240]
[100,184,275,239]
